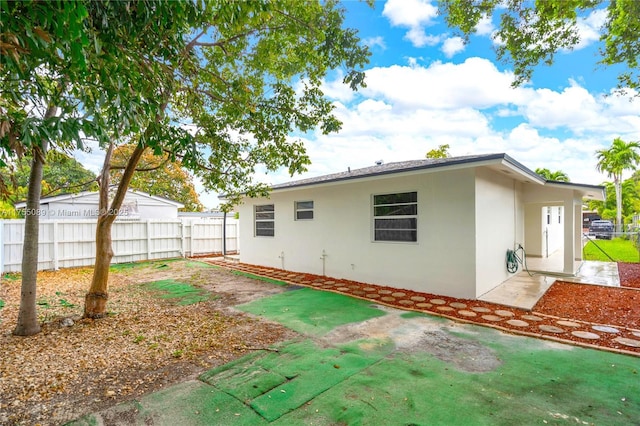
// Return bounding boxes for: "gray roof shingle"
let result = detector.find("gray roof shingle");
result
[271,153,528,190]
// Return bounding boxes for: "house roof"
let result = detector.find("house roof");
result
[268,153,540,190]
[219,153,605,201]
[15,189,185,209]
[272,152,603,193]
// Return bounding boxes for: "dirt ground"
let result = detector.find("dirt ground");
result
[0,260,298,426]
[2,258,639,425]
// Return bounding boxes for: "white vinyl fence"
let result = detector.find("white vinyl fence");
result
[0,218,239,274]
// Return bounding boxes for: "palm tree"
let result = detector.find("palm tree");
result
[535,168,570,182]
[596,137,640,233]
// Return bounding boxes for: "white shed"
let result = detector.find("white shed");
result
[15,189,184,220]
[233,153,604,300]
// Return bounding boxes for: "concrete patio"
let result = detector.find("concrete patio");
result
[479,248,620,310]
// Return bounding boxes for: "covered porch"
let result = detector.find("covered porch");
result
[479,181,608,310]
[479,247,619,310]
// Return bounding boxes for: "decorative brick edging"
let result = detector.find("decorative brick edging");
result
[205,260,640,357]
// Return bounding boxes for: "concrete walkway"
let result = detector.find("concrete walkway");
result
[479,249,620,310]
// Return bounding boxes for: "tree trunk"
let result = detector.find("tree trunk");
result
[615,177,622,234]
[13,106,56,335]
[84,142,146,318]
[84,214,114,318]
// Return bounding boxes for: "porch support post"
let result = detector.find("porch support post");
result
[574,203,583,262]
[563,197,576,274]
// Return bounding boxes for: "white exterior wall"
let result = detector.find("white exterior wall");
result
[238,168,478,299]
[524,204,544,256]
[474,168,523,297]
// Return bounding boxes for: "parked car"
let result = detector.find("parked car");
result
[589,220,614,240]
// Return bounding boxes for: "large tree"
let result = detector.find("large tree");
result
[110,144,203,212]
[438,0,640,91]
[83,1,370,318]
[596,137,640,232]
[2,0,195,334]
[534,168,570,182]
[1,0,97,335]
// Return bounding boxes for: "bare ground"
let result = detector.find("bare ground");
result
[2,258,640,425]
[0,259,298,425]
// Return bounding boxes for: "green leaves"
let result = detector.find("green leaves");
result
[439,0,640,91]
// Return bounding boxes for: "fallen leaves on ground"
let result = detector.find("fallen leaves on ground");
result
[0,261,295,425]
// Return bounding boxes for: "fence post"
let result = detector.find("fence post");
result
[180,220,185,258]
[0,220,4,277]
[52,220,59,270]
[146,220,152,261]
[191,222,197,256]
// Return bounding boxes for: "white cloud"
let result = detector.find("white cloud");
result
[319,70,356,103]
[574,9,608,50]
[405,28,442,47]
[441,37,465,58]
[518,80,640,135]
[475,16,495,36]
[382,0,438,28]
[382,0,439,48]
[358,57,521,110]
[282,59,640,189]
[332,100,492,139]
[363,36,386,50]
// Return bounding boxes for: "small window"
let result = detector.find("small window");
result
[295,201,314,220]
[373,191,417,242]
[558,206,562,224]
[546,207,551,225]
[255,204,274,237]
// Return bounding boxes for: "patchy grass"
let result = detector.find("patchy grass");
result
[583,238,640,262]
[110,258,182,272]
[143,279,214,305]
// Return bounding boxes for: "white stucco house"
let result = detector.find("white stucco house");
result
[15,189,184,220]
[233,153,605,300]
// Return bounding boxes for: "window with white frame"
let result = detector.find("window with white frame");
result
[295,201,314,220]
[373,191,417,242]
[255,204,275,237]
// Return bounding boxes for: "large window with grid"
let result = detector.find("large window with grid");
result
[295,201,314,220]
[373,192,417,242]
[254,204,275,237]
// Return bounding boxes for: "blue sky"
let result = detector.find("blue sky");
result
[244,0,639,210]
[77,0,640,209]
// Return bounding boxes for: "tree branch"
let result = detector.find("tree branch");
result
[42,176,97,197]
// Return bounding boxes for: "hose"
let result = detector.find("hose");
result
[506,249,519,273]
[506,244,579,278]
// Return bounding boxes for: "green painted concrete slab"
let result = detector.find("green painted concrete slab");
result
[237,287,386,336]
[275,336,640,425]
[137,380,266,426]
[199,339,393,422]
[69,277,640,425]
